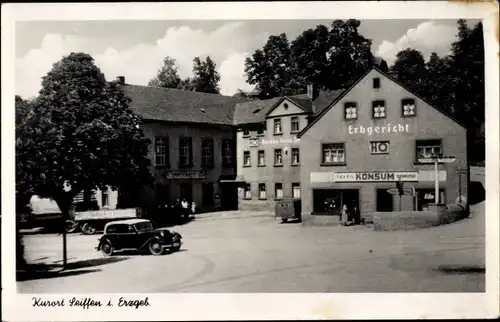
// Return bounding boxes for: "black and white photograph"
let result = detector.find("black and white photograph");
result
[2,1,499,321]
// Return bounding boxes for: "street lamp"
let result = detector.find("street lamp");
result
[418,153,456,204]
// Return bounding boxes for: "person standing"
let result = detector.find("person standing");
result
[341,203,349,226]
[191,201,196,218]
[181,198,189,219]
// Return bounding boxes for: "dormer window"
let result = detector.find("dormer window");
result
[402,99,416,117]
[372,100,386,119]
[344,102,358,120]
[273,119,282,135]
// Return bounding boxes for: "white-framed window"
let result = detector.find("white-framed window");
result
[291,148,300,165]
[291,117,300,133]
[372,100,386,119]
[402,98,416,116]
[179,137,192,167]
[322,143,345,164]
[344,102,358,120]
[258,183,267,199]
[222,139,233,167]
[273,119,282,134]
[201,138,214,167]
[292,183,301,199]
[416,139,443,160]
[244,184,252,199]
[154,137,169,166]
[258,150,266,166]
[275,183,283,200]
[243,151,251,166]
[274,149,283,166]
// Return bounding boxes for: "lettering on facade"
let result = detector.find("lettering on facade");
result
[260,138,300,145]
[348,124,410,136]
[165,171,208,180]
[334,171,418,182]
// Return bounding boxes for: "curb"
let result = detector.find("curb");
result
[194,212,272,221]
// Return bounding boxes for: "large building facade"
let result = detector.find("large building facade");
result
[297,67,468,219]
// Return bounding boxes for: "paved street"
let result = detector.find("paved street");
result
[18,203,485,293]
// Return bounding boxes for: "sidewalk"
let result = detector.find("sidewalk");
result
[193,210,273,221]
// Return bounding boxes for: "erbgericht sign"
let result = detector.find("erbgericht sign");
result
[333,171,418,182]
[165,171,207,180]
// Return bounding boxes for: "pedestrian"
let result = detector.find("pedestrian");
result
[341,203,349,226]
[181,198,189,219]
[190,201,196,218]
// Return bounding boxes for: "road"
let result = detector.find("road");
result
[18,203,485,293]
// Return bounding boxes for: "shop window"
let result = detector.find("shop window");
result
[322,143,345,165]
[275,183,283,200]
[292,183,301,199]
[273,119,282,135]
[244,183,252,199]
[274,149,283,166]
[344,102,358,120]
[201,138,214,168]
[179,137,192,167]
[243,151,251,167]
[370,141,390,155]
[222,139,233,167]
[373,77,381,89]
[291,148,300,165]
[416,139,443,161]
[291,117,300,133]
[154,137,169,166]
[243,128,250,137]
[258,183,267,199]
[258,150,266,166]
[402,98,416,117]
[372,100,386,119]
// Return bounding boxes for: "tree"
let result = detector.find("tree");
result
[16,52,153,266]
[148,56,182,89]
[191,56,221,94]
[389,48,428,95]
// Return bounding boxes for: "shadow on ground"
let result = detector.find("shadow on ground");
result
[434,265,485,275]
[17,268,102,281]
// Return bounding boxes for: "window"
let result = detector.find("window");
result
[275,183,283,200]
[291,117,300,133]
[273,119,282,134]
[244,184,252,199]
[257,127,265,136]
[372,100,386,118]
[291,148,300,165]
[222,139,233,167]
[101,189,109,208]
[373,78,381,89]
[106,224,129,234]
[344,102,358,120]
[370,141,390,155]
[258,150,266,166]
[258,183,267,199]
[322,143,345,164]
[154,137,169,166]
[243,128,250,137]
[243,151,251,167]
[402,98,416,116]
[274,149,283,166]
[179,137,192,167]
[201,138,214,168]
[416,139,443,161]
[292,183,301,199]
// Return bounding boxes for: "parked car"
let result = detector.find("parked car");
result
[96,219,182,256]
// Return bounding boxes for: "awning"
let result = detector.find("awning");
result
[219,175,246,183]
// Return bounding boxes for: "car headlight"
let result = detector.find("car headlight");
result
[160,231,165,237]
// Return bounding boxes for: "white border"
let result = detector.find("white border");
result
[2,2,499,320]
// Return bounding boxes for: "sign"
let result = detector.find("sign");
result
[333,171,418,182]
[261,137,300,145]
[249,138,258,147]
[348,124,409,136]
[370,141,390,154]
[165,171,207,180]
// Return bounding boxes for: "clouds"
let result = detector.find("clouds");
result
[16,22,269,98]
[375,21,458,66]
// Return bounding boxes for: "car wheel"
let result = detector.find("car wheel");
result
[149,241,164,256]
[172,235,181,252]
[66,220,79,233]
[281,218,288,223]
[100,241,114,256]
[81,222,97,235]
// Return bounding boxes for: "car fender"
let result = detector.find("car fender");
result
[140,236,162,250]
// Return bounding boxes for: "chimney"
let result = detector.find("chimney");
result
[116,76,125,85]
[307,84,314,99]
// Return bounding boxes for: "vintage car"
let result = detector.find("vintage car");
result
[96,219,182,256]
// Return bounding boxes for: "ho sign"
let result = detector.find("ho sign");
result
[370,141,390,155]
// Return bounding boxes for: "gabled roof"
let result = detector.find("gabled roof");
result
[297,66,466,138]
[264,96,312,117]
[122,85,248,126]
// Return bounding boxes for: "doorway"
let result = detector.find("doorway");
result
[376,189,394,212]
[202,182,214,207]
[180,183,193,202]
[219,183,238,211]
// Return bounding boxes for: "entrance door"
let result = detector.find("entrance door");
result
[376,189,393,211]
[202,183,214,207]
[219,183,238,211]
[180,183,193,202]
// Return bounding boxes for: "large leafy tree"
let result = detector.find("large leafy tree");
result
[191,56,221,94]
[148,56,182,89]
[16,52,153,264]
[389,48,428,95]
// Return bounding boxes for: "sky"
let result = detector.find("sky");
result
[15,19,476,99]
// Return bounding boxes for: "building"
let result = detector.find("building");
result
[233,86,344,210]
[297,67,468,220]
[118,77,243,212]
